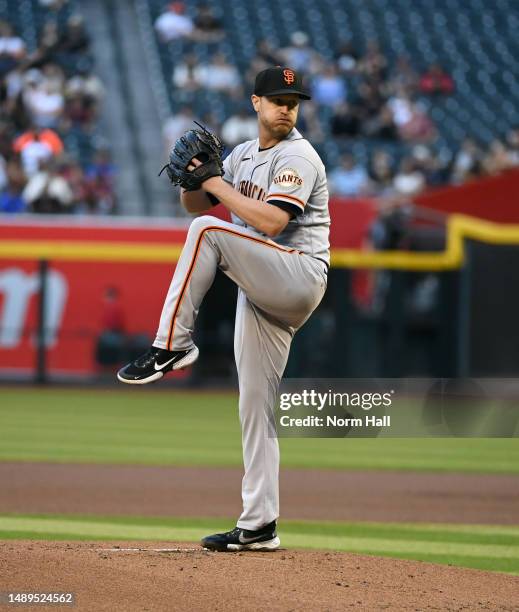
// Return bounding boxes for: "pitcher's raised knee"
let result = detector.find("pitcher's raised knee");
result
[188,215,219,237]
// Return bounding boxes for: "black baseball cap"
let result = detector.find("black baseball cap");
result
[253,66,311,100]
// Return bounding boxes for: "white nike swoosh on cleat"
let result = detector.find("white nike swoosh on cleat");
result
[238,532,263,544]
[154,355,184,371]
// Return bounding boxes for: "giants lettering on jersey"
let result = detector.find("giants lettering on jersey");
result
[239,180,267,201]
[273,168,303,188]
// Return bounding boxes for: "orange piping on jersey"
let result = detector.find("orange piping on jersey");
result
[167,226,297,350]
[266,193,306,208]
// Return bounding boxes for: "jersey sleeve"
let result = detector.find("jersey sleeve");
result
[207,147,235,206]
[266,155,317,216]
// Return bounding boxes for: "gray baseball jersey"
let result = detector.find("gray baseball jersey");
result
[222,127,331,266]
[154,127,329,531]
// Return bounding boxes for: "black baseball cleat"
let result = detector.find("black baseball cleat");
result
[117,345,199,384]
[201,521,280,552]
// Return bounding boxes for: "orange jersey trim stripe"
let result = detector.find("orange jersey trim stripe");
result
[266,193,306,208]
[266,197,305,213]
[167,226,297,350]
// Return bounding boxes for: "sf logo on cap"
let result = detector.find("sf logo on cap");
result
[283,69,295,85]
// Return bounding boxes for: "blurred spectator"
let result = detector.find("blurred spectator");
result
[387,86,414,127]
[392,157,426,195]
[0,121,14,159]
[221,106,257,148]
[356,80,386,123]
[55,14,91,68]
[328,153,371,197]
[95,286,127,368]
[101,286,126,333]
[83,148,116,214]
[163,106,197,153]
[388,87,435,142]
[330,102,362,139]
[450,137,483,183]
[23,77,64,129]
[0,157,26,212]
[196,53,241,96]
[357,40,388,81]
[172,53,202,94]
[296,101,325,145]
[335,40,359,75]
[368,149,395,195]
[6,84,32,130]
[279,31,323,75]
[363,105,399,141]
[482,139,515,176]
[191,4,224,43]
[245,40,282,89]
[13,126,64,176]
[370,202,414,252]
[389,55,419,94]
[411,145,448,186]
[29,21,60,68]
[22,158,74,213]
[419,64,454,96]
[65,62,104,103]
[6,156,27,190]
[0,184,25,212]
[400,102,436,142]
[311,65,346,107]
[63,64,104,130]
[41,62,66,91]
[0,21,26,77]
[506,127,519,166]
[172,50,241,106]
[256,39,282,66]
[63,91,94,129]
[154,2,194,43]
[0,152,6,191]
[18,66,42,95]
[58,156,89,209]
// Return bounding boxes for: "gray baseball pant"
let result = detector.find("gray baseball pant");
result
[154,215,327,529]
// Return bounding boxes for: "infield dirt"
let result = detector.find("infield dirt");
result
[1,540,518,611]
[1,462,519,524]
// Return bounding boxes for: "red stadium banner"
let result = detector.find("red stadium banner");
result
[0,218,191,377]
[0,257,176,376]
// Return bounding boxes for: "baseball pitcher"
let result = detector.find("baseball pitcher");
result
[118,67,330,551]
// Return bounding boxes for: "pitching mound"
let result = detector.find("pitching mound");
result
[1,541,517,611]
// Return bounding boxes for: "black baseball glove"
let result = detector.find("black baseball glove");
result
[159,122,224,191]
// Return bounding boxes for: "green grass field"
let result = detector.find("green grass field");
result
[1,387,518,575]
[1,388,518,472]
[0,514,518,575]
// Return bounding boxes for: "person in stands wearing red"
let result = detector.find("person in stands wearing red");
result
[419,63,454,96]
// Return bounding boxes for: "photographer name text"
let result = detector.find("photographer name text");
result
[279,414,391,428]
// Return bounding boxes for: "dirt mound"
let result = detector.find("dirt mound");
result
[1,541,518,611]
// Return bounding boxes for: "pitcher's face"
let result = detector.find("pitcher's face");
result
[252,94,300,140]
